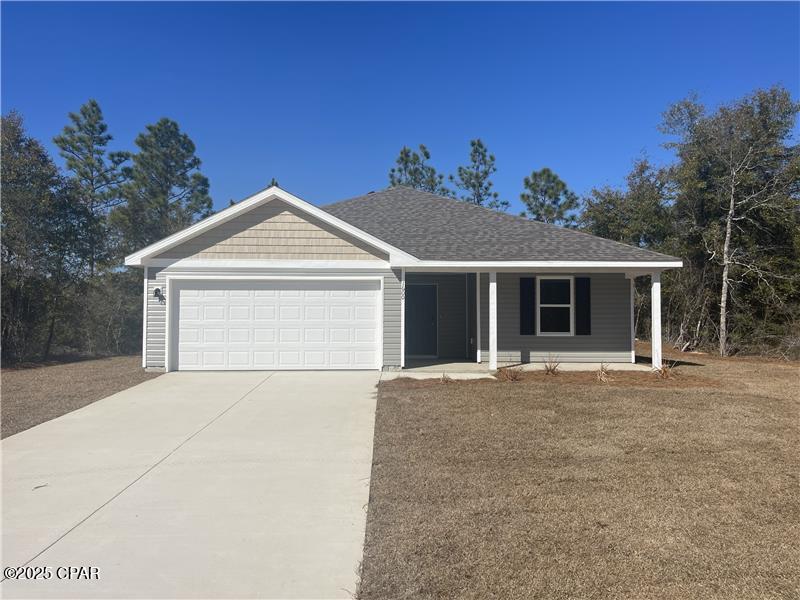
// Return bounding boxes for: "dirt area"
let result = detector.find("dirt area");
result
[359,345,799,599]
[1,356,160,438]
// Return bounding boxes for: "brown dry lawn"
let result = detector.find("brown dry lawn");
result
[359,345,799,599]
[1,356,160,438]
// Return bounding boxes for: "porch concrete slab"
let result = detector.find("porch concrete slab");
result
[514,362,652,372]
[401,361,652,374]
[381,372,495,381]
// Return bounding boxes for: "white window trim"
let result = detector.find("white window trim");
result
[536,275,574,337]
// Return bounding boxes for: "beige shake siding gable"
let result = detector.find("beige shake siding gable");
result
[153,199,388,261]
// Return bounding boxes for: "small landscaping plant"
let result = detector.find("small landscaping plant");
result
[597,362,613,383]
[543,354,561,376]
[654,361,677,379]
[497,366,523,382]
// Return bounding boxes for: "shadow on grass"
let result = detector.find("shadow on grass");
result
[634,354,704,367]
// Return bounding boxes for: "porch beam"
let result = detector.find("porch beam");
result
[489,272,497,370]
[651,271,662,369]
[476,273,481,363]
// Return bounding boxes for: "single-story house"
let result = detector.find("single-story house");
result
[124,186,681,372]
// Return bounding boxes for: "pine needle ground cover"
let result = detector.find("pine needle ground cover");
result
[359,349,799,599]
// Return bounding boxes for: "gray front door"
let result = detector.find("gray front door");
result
[406,284,437,357]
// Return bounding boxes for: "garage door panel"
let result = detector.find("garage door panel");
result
[254,306,275,320]
[229,305,250,320]
[253,351,275,368]
[355,306,376,321]
[179,351,200,366]
[330,328,351,343]
[181,306,201,321]
[203,351,225,367]
[203,329,225,343]
[254,329,275,343]
[203,305,225,320]
[228,329,250,343]
[329,306,352,321]
[304,328,325,343]
[304,351,325,366]
[304,306,326,320]
[279,351,301,366]
[279,305,301,320]
[176,280,380,370]
[279,328,301,343]
[180,328,200,343]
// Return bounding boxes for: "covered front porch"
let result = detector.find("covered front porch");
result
[400,269,665,371]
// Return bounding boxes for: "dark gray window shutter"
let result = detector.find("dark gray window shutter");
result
[520,277,536,335]
[575,277,591,335]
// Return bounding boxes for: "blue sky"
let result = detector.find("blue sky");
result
[3,2,798,214]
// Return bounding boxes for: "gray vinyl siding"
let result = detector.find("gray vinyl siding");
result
[479,272,632,363]
[406,273,471,358]
[145,267,168,368]
[383,269,402,367]
[143,267,401,370]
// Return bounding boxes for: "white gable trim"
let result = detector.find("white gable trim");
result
[124,186,418,266]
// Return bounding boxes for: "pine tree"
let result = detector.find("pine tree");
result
[389,144,453,196]
[450,139,508,211]
[520,168,579,226]
[111,118,212,253]
[53,99,129,275]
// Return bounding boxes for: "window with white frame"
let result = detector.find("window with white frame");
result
[537,276,574,335]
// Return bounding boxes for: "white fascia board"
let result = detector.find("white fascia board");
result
[399,260,683,272]
[164,274,384,282]
[145,258,391,270]
[124,186,418,267]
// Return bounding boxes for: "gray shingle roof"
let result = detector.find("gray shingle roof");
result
[322,187,679,262]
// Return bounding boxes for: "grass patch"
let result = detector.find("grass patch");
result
[1,355,160,438]
[359,348,799,599]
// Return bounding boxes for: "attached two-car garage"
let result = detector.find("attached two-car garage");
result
[170,279,382,371]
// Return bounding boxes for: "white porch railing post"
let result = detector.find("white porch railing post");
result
[476,272,481,363]
[651,271,662,369]
[489,272,497,370]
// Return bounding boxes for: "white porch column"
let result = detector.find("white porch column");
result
[651,271,662,369]
[475,272,481,363]
[489,272,497,370]
[627,273,635,364]
[399,269,406,368]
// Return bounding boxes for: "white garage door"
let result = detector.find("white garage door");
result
[175,280,381,370]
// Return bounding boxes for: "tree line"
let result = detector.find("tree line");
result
[388,85,799,358]
[388,140,580,225]
[2,85,797,364]
[2,102,213,363]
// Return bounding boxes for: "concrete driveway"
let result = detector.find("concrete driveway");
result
[1,371,379,599]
